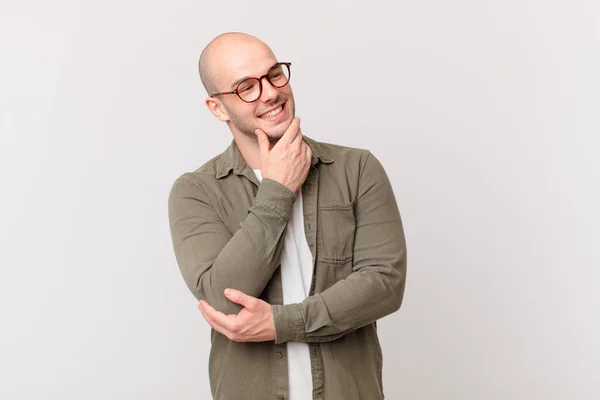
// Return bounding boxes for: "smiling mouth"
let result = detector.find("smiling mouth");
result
[258,102,285,119]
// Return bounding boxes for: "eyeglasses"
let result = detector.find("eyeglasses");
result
[210,62,291,103]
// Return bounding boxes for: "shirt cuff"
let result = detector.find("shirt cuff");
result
[253,178,297,222]
[272,303,306,344]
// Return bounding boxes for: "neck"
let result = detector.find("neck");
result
[231,132,260,170]
[232,131,279,169]
[231,131,279,170]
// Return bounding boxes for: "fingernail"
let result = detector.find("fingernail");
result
[225,289,231,296]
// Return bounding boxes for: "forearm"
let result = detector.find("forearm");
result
[272,255,406,344]
[190,207,286,313]
[170,176,296,315]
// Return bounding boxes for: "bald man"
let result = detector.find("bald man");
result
[168,32,407,400]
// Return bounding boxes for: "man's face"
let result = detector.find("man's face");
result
[215,53,296,142]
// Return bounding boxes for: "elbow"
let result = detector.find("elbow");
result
[192,274,243,315]
[380,285,404,318]
[394,273,407,312]
[384,266,406,314]
[391,251,407,312]
[391,286,405,313]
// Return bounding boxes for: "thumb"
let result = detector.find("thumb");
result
[255,129,270,155]
[224,288,256,309]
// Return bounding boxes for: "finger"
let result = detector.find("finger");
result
[255,129,270,155]
[275,117,300,148]
[198,301,216,326]
[304,142,312,162]
[224,288,257,310]
[200,300,238,332]
[290,126,303,148]
[199,303,235,338]
[198,301,211,322]
[198,300,214,322]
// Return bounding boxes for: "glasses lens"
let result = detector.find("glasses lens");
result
[237,78,261,102]
[267,63,290,88]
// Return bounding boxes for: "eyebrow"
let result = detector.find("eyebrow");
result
[229,62,279,90]
[230,75,251,90]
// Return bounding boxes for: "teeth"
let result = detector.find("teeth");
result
[260,105,283,118]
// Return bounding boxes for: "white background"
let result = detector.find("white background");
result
[1,0,599,399]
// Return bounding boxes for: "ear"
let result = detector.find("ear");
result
[205,97,230,122]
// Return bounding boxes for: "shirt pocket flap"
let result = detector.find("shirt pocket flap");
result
[317,201,356,264]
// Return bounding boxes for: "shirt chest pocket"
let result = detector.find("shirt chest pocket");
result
[317,201,356,264]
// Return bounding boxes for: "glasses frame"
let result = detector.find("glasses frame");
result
[210,62,292,103]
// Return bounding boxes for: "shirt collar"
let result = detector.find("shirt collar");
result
[215,134,334,179]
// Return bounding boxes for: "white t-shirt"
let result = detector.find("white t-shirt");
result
[253,169,313,400]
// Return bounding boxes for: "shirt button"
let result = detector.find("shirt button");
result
[276,352,283,359]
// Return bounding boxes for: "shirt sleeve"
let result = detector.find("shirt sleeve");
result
[168,174,295,315]
[272,151,407,343]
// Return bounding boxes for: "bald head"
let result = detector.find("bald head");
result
[199,32,296,144]
[198,32,276,94]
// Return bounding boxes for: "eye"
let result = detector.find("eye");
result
[238,82,256,92]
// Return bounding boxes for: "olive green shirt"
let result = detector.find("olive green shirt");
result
[168,135,407,400]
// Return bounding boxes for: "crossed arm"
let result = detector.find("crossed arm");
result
[168,151,407,343]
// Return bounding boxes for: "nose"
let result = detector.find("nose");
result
[258,77,278,103]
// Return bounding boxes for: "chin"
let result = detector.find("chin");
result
[271,119,296,137]
[265,130,286,141]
